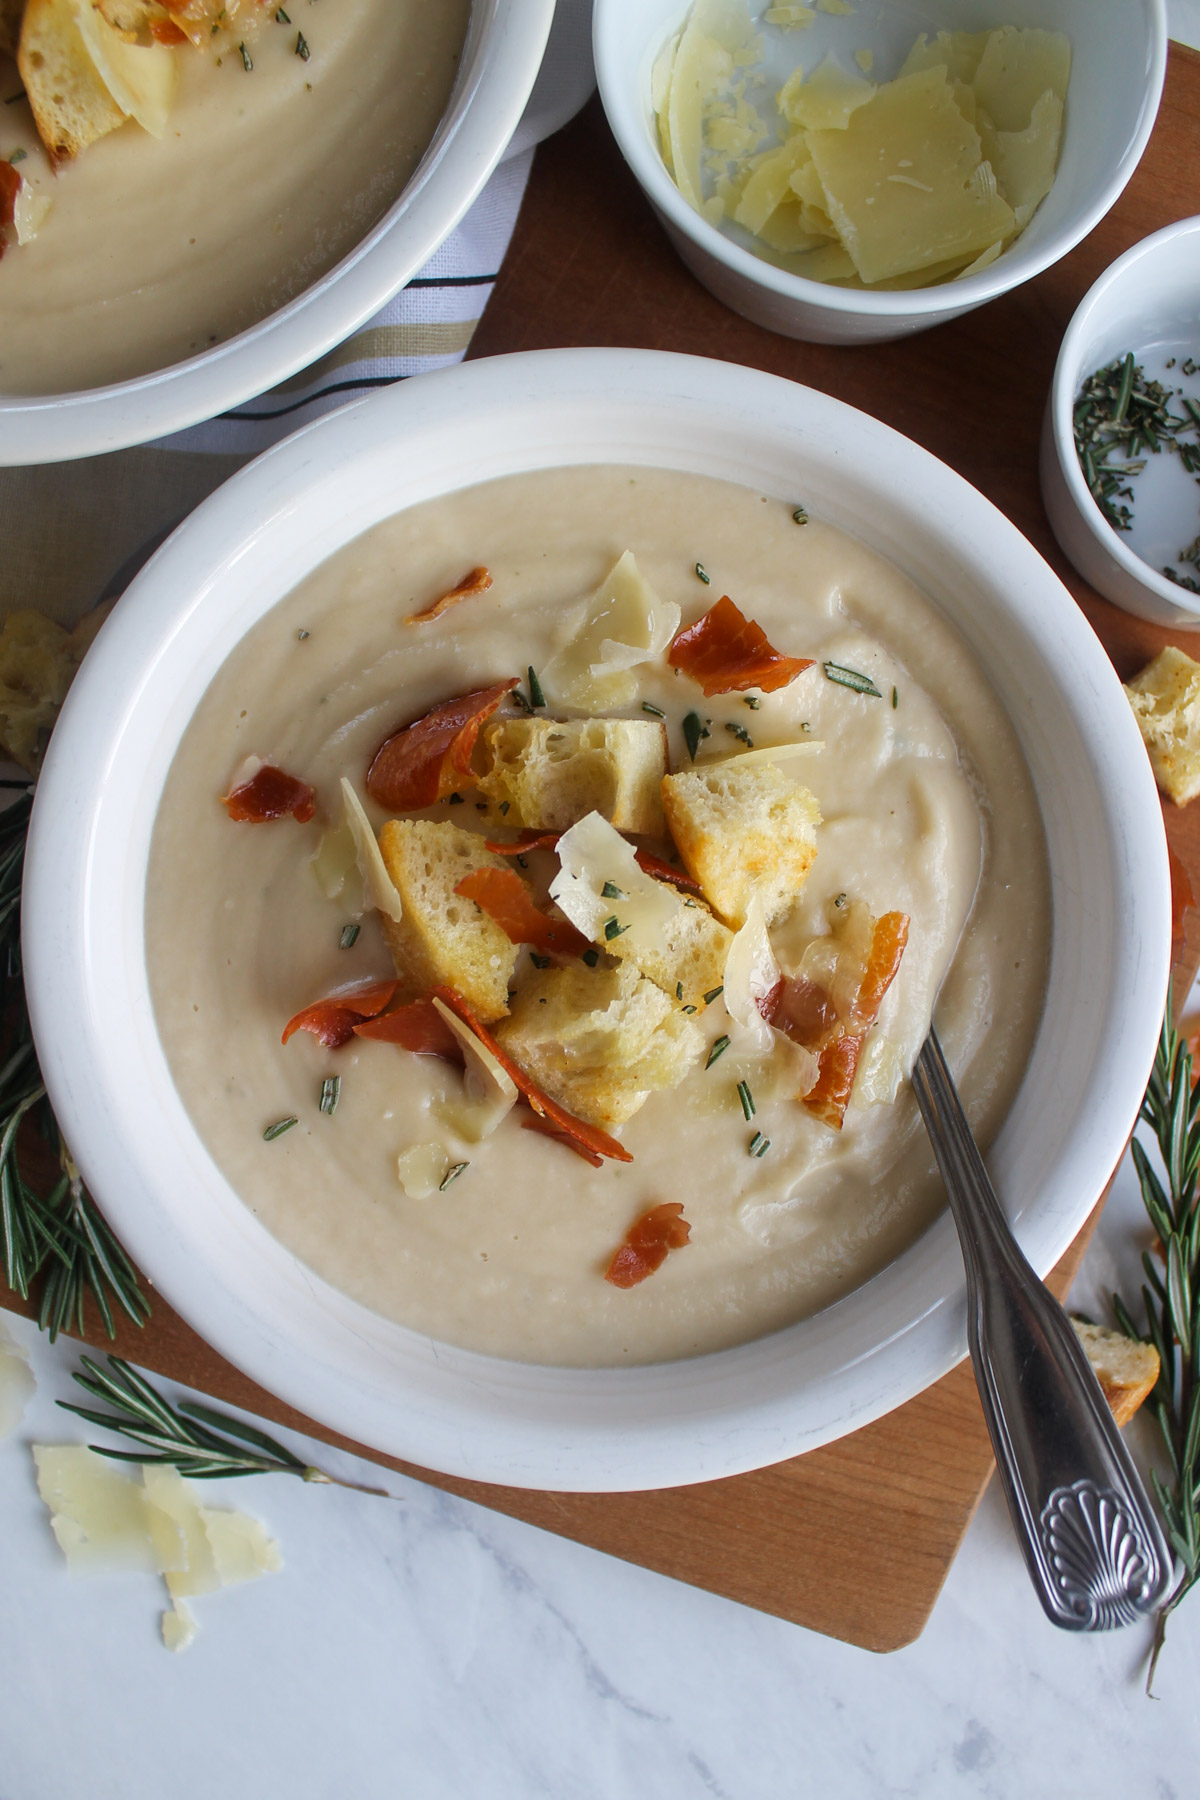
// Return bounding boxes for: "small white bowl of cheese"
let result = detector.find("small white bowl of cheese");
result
[594,0,1167,345]
[0,0,554,463]
[23,348,1169,1490]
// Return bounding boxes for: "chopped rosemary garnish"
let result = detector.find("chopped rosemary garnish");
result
[703,986,724,1006]
[744,695,760,709]
[509,689,533,715]
[641,701,666,718]
[737,1080,755,1120]
[338,922,360,949]
[1073,352,1200,546]
[9,146,26,164]
[676,982,684,1000]
[527,666,546,708]
[706,1035,731,1069]
[682,1004,697,1014]
[601,881,626,899]
[529,952,551,969]
[295,29,310,58]
[892,685,898,708]
[59,1355,387,1491]
[499,801,510,815]
[516,854,528,869]
[448,791,464,804]
[695,562,711,584]
[263,1116,297,1141]
[604,916,628,940]
[296,628,310,640]
[683,711,709,761]
[238,40,252,70]
[275,5,290,18]
[439,1161,469,1191]
[823,661,882,699]
[319,1075,341,1116]
[748,1132,770,1158]
[792,506,808,526]
[725,722,754,747]
[833,891,847,908]
[582,948,600,967]
[4,88,27,105]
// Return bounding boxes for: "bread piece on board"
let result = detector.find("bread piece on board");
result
[608,883,732,1011]
[1072,1320,1160,1427]
[479,716,668,836]
[1125,645,1200,806]
[661,757,821,928]
[377,819,518,1023]
[18,0,126,160]
[496,960,703,1126]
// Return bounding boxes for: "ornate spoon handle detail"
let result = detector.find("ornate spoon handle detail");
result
[912,1029,1173,1630]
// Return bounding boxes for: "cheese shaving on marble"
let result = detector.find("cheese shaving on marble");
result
[0,1322,34,1440]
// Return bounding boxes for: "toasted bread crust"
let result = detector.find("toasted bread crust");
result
[1072,1320,1160,1426]
[661,758,821,928]
[377,819,519,1023]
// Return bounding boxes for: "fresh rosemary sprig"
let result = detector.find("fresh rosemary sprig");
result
[1073,352,1200,555]
[59,1354,388,1493]
[0,794,149,1341]
[1113,1004,1200,1686]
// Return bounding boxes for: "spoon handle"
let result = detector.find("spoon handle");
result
[911,1029,1173,1630]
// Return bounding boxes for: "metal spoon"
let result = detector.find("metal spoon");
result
[911,1028,1174,1630]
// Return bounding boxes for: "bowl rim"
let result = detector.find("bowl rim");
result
[0,0,555,468]
[21,347,1171,1491]
[593,0,1168,322]
[1048,213,1200,617]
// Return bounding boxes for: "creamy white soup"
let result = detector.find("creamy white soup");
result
[0,0,469,393]
[145,465,1050,1366]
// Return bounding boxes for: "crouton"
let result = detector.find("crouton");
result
[496,961,703,1126]
[1125,645,1200,806]
[607,882,732,1010]
[377,819,518,1023]
[1072,1320,1160,1427]
[661,757,821,928]
[19,0,126,160]
[479,716,668,836]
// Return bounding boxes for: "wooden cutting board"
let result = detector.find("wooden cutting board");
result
[8,46,1200,1656]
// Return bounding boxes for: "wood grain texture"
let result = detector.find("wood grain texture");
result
[8,46,1200,1655]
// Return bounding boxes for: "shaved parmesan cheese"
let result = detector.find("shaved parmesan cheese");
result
[72,0,176,137]
[899,30,990,86]
[162,1599,198,1654]
[702,738,824,770]
[855,1031,905,1106]
[144,1463,221,1599]
[541,552,680,711]
[0,1323,34,1439]
[550,812,681,955]
[733,133,814,234]
[202,1506,283,1586]
[972,25,1070,132]
[310,818,360,903]
[779,53,875,131]
[977,88,1062,224]
[33,1446,166,1573]
[397,1141,452,1198]
[722,893,780,1051]
[13,182,52,246]
[431,996,518,1142]
[340,778,403,923]
[764,5,814,26]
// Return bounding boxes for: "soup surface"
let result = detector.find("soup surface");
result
[146,465,1050,1366]
[0,0,469,393]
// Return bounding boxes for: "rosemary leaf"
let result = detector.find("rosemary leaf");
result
[823,661,882,699]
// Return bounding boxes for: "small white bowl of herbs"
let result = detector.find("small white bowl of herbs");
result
[1041,215,1200,626]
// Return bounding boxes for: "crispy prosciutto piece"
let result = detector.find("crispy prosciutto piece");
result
[352,997,461,1059]
[483,829,561,856]
[223,763,316,824]
[764,908,909,1130]
[454,868,589,957]
[431,985,633,1164]
[366,678,518,811]
[668,595,814,696]
[282,979,401,1049]
[406,566,493,625]
[520,1113,604,1168]
[0,162,19,262]
[604,1202,692,1288]
[150,17,189,41]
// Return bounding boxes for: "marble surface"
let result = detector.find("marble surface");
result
[5,12,1200,1796]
